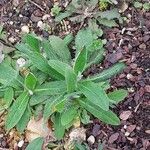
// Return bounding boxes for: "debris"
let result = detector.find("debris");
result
[87,135,95,144]
[21,25,30,33]
[17,140,24,148]
[119,111,132,120]
[108,133,119,144]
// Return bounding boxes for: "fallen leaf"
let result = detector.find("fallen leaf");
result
[25,117,54,142]
[119,111,132,120]
[108,133,119,144]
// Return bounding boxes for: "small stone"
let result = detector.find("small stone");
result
[108,133,119,144]
[145,130,150,134]
[120,111,132,120]
[19,14,23,17]
[18,140,24,148]
[127,74,134,80]
[17,58,26,67]
[42,14,50,20]
[8,37,15,43]
[139,43,146,50]
[128,87,134,93]
[125,131,130,137]
[9,21,13,25]
[37,21,45,30]
[87,135,95,144]
[124,125,127,129]
[21,25,30,33]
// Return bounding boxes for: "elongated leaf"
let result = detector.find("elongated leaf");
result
[41,39,58,60]
[78,99,120,125]
[0,61,18,86]
[73,48,87,74]
[23,34,40,52]
[80,109,90,124]
[16,106,31,133]
[55,12,72,22]
[3,87,14,108]
[48,60,71,76]
[61,106,77,126]
[16,43,64,80]
[49,36,71,63]
[25,73,37,90]
[86,62,125,82]
[78,82,109,111]
[26,137,44,150]
[63,34,73,45]
[53,113,65,140]
[108,89,128,103]
[5,92,29,130]
[34,81,66,95]
[65,67,77,93]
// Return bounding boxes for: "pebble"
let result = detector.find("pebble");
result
[87,135,95,144]
[17,57,26,67]
[125,131,130,137]
[37,21,45,29]
[8,37,15,43]
[42,14,50,20]
[9,21,13,25]
[18,140,24,148]
[21,25,30,33]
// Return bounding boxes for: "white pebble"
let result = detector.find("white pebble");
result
[21,25,30,33]
[87,135,95,144]
[124,125,127,129]
[19,14,23,17]
[37,21,45,29]
[18,140,24,148]
[125,132,130,137]
[42,14,50,20]
[9,21,14,25]
[8,37,15,43]
[127,73,133,80]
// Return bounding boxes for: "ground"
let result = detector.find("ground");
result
[0,0,150,150]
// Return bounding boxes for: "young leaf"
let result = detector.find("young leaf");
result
[61,106,77,126]
[53,113,65,140]
[65,67,77,93]
[3,87,14,109]
[86,62,125,82]
[80,109,90,124]
[25,72,37,91]
[73,48,87,75]
[49,36,71,63]
[16,106,31,133]
[78,99,120,125]
[26,137,44,150]
[48,60,71,76]
[63,33,73,45]
[0,61,18,86]
[5,92,29,131]
[78,82,109,111]
[108,89,128,103]
[23,34,40,52]
[16,43,64,80]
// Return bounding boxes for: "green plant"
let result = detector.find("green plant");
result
[51,4,61,16]
[133,1,150,11]
[0,28,127,148]
[55,0,122,28]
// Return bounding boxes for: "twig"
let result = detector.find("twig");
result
[134,102,142,113]
[28,0,45,12]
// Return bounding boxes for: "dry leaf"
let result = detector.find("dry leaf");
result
[119,111,132,120]
[25,117,54,142]
[119,1,128,13]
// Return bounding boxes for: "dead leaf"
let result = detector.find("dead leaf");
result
[25,117,54,142]
[108,133,119,144]
[119,1,128,13]
[119,111,132,120]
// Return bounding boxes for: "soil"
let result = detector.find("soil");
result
[0,0,150,150]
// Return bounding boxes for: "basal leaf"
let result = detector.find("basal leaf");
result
[78,81,109,111]
[5,92,29,131]
[65,67,77,93]
[16,105,31,133]
[26,137,44,150]
[73,48,87,75]
[16,43,64,80]
[108,89,128,103]
[78,99,120,125]
[25,72,37,91]
[86,62,125,82]
[61,106,77,126]
[49,36,71,63]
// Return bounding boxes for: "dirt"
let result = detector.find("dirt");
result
[0,0,150,150]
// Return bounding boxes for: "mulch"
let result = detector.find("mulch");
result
[0,0,150,150]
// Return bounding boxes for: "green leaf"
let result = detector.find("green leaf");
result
[5,92,29,131]
[26,137,44,150]
[86,62,125,82]
[49,36,71,63]
[23,34,40,52]
[134,2,143,8]
[78,99,120,125]
[65,67,77,93]
[16,106,31,133]
[48,60,71,76]
[78,82,109,111]
[75,28,94,53]
[61,106,77,126]
[53,113,65,140]
[16,43,64,80]
[73,48,87,75]
[143,3,150,10]
[25,72,37,91]
[63,33,74,45]
[108,89,128,103]
[80,109,90,124]
[98,19,118,27]
[0,61,18,86]
[3,87,14,109]
[55,12,72,22]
